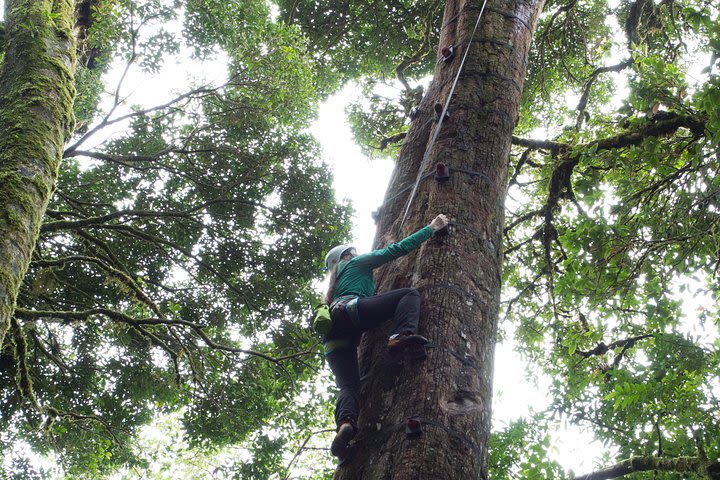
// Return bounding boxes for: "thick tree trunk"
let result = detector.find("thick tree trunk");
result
[336,0,544,478]
[0,0,76,347]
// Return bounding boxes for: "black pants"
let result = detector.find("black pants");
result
[326,287,421,428]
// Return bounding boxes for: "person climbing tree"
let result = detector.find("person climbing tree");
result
[322,213,449,461]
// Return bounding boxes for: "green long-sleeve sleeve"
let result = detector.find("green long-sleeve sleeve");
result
[332,226,433,299]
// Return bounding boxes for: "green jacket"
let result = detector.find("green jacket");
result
[324,225,433,355]
[332,225,433,301]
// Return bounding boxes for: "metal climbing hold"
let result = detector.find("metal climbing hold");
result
[435,163,450,182]
[406,416,423,438]
[409,106,421,120]
[434,103,450,122]
[441,45,455,63]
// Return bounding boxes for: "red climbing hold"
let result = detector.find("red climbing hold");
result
[406,416,423,438]
[434,103,450,122]
[441,45,455,62]
[435,163,450,182]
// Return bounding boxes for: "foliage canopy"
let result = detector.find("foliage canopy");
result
[1,0,348,477]
[1,0,719,478]
[278,0,720,478]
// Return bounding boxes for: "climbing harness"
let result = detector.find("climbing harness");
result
[322,296,361,355]
[330,295,360,327]
[400,0,491,227]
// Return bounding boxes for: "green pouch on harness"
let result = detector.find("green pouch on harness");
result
[312,303,332,335]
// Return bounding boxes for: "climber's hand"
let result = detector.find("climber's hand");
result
[429,214,449,232]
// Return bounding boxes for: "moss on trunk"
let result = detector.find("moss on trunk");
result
[0,0,76,347]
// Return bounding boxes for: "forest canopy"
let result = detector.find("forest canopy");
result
[0,0,719,478]
[1,0,350,477]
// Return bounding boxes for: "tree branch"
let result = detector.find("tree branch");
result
[45,407,122,445]
[395,1,438,91]
[14,308,314,365]
[575,60,634,130]
[512,136,569,152]
[573,455,720,480]
[575,334,654,358]
[41,208,193,232]
[31,255,161,317]
[283,428,336,480]
[63,84,219,157]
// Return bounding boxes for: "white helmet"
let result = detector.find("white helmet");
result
[324,244,354,270]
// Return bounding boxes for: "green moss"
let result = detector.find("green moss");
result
[0,0,77,347]
[11,316,38,407]
[0,172,39,227]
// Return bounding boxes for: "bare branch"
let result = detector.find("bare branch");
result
[14,307,314,365]
[64,84,219,157]
[575,60,634,130]
[283,428,335,480]
[575,334,654,358]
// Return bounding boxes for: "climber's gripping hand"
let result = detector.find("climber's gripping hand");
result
[429,214,449,232]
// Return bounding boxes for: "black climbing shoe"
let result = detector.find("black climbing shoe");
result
[331,421,355,461]
[387,333,429,354]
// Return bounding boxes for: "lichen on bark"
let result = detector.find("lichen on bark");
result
[0,0,76,348]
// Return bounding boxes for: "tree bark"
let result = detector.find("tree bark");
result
[0,0,76,347]
[336,0,545,478]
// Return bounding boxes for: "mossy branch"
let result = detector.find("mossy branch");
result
[574,455,720,480]
[11,316,40,409]
[41,208,194,232]
[508,112,708,238]
[575,60,634,131]
[506,113,709,316]
[44,406,122,446]
[574,334,654,358]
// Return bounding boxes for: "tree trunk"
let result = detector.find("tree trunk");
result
[0,0,76,347]
[336,0,545,478]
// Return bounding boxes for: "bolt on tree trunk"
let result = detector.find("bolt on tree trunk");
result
[335,0,545,478]
[0,0,77,347]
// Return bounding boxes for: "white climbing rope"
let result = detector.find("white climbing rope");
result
[400,0,491,227]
